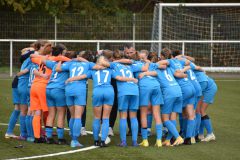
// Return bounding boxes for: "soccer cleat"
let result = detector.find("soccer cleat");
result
[201,133,216,142]
[70,140,84,148]
[162,140,172,147]
[27,137,35,142]
[100,141,108,147]
[81,127,87,136]
[94,140,100,146]
[183,138,192,145]
[191,137,196,144]
[139,139,149,147]
[46,138,57,144]
[132,141,139,147]
[108,127,114,136]
[172,136,184,146]
[57,139,68,145]
[155,140,162,147]
[195,135,201,143]
[118,141,127,147]
[5,133,17,139]
[198,134,204,140]
[34,137,47,143]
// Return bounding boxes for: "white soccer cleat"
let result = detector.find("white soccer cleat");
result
[108,127,114,136]
[198,134,204,140]
[81,127,87,136]
[5,133,17,139]
[201,133,216,142]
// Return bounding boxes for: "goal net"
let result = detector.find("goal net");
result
[151,3,240,72]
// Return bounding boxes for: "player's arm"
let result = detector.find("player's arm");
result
[16,69,29,77]
[114,59,133,64]
[115,76,138,83]
[138,71,157,79]
[33,70,48,80]
[141,61,150,72]
[55,61,63,72]
[182,65,191,73]
[76,57,88,62]
[174,70,188,78]
[65,74,87,84]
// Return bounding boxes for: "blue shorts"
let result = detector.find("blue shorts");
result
[139,87,163,107]
[92,86,114,107]
[199,81,208,93]
[181,85,195,108]
[203,79,217,104]
[17,79,29,105]
[12,88,20,104]
[161,96,183,114]
[46,88,66,107]
[118,95,139,112]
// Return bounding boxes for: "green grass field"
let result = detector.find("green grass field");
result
[0,78,240,160]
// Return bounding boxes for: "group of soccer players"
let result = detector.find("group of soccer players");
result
[5,40,218,148]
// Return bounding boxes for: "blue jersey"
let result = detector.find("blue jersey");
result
[186,69,202,97]
[110,62,142,97]
[190,62,208,82]
[156,67,182,98]
[46,61,69,89]
[61,61,95,96]
[19,57,31,79]
[88,68,114,88]
[134,61,160,88]
[168,59,191,87]
[28,62,39,87]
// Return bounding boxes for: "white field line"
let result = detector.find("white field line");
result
[0,123,102,160]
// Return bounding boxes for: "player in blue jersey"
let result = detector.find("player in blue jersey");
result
[134,50,165,147]
[108,51,149,147]
[163,48,196,145]
[17,57,32,140]
[56,51,103,148]
[186,61,218,142]
[25,61,39,142]
[156,50,185,146]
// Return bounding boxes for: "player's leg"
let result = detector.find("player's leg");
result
[56,107,67,144]
[147,104,153,136]
[118,96,128,147]
[5,87,20,138]
[129,95,139,147]
[81,84,88,136]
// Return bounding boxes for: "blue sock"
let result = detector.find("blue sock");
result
[195,113,201,136]
[72,118,81,140]
[182,118,188,137]
[69,118,75,137]
[186,120,195,138]
[29,116,34,138]
[192,117,196,137]
[155,123,162,140]
[119,118,127,142]
[6,110,20,134]
[130,118,138,142]
[46,127,53,138]
[92,118,100,141]
[20,115,27,138]
[147,114,153,129]
[179,113,183,133]
[25,115,31,137]
[164,120,179,139]
[101,118,109,141]
[141,128,148,140]
[57,127,64,139]
[203,118,213,134]
[199,120,204,135]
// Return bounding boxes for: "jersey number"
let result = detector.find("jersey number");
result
[164,70,173,82]
[95,70,109,84]
[71,66,84,77]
